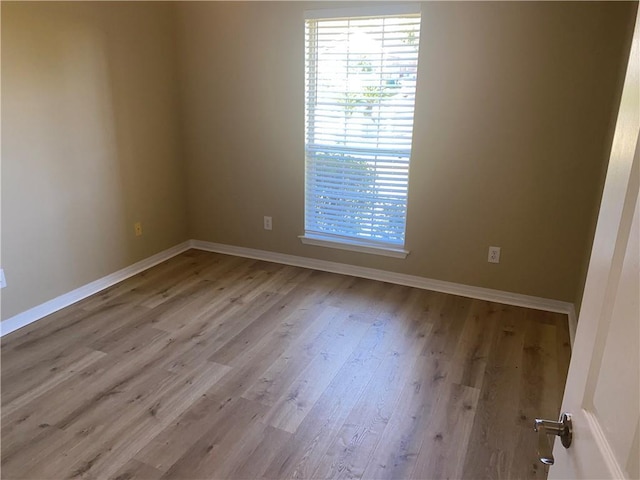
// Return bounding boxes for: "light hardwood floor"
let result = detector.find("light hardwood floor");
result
[1,249,571,479]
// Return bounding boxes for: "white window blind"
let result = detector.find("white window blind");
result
[304,7,421,250]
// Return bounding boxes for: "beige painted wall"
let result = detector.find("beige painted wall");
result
[1,2,188,319]
[178,1,636,303]
[1,1,635,322]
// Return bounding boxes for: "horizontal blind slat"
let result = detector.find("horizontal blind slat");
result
[306,219,407,232]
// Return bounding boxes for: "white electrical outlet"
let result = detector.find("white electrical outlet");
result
[264,216,272,231]
[0,268,6,288]
[488,246,501,264]
[134,222,143,237]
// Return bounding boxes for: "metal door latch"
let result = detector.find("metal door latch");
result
[534,412,572,465]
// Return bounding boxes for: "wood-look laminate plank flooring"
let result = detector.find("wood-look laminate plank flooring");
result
[1,250,571,480]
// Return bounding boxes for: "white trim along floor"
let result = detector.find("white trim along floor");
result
[1,239,577,346]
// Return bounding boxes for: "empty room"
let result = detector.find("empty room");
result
[1,1,638,479]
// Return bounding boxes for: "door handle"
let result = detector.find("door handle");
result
[533,412,572,465]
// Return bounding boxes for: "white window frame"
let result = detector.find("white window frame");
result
[300,4,421,259]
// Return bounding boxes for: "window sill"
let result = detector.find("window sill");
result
[298,234,409,259]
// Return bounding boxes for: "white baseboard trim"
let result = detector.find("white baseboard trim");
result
[0,241,192,337]
[191,240,576,320]
[1,238,577,344]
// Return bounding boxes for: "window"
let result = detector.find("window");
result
[301,5,421,258]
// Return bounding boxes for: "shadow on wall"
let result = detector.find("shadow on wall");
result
[1,3,187,319]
